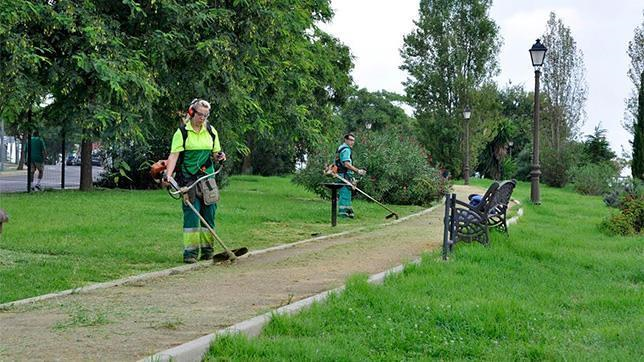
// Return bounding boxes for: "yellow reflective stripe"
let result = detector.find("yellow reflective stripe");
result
[183,229,201,248]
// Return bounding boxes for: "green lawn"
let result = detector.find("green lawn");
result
[0,175,424,303]
[206,179,643,361]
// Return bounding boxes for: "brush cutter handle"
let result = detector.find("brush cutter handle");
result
[167,165,223,196]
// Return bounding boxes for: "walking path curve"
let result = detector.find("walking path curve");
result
[0,185,487,361]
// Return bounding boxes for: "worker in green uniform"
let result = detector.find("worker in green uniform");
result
[335,133,366,218]
[164,99,226,263]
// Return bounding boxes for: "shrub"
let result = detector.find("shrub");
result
[603,177,644,208]
[621,196,644,232]
[599,192,644,236]
[569,162,619,195]
[293,128,450,205]
[97,132,231,190]
[541,143,583,187]
[514,146,532,181]
[501,157,518,180]
[96,134,169,190]
[599,212,636,236]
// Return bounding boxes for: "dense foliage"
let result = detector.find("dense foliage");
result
[600,177,643,236]
[0,0,353,189]
[568,162,619,195]
[340,88,414,133]
[625,11,644,135]
[603,177,644,208]
[600,196,644,236]
[581,126,616,165]
[293,128,449,206]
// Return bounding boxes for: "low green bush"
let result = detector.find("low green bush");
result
[569,162,619,195]
[600,196,644,236]
[293,128,449,205]
[501,156,518,180]
[600,212,637,236]
[541,143,583,187]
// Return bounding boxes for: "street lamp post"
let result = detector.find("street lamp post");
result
[529,39,547,205]
[463,106,472,185]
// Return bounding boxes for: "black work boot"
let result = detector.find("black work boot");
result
[199,246,214,260]
[183,248,199,264]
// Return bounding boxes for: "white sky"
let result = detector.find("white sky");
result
[320,0,644,156]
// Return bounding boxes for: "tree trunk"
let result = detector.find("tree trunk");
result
[241,153,253,175]
[241,133,255,175]
[17,137,26,170]
[79,138,93,191]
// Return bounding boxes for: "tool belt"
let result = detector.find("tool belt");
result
[196,177,219,205]
[177,171,219,205]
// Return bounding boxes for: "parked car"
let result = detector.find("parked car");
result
[65,154,81,166]
[91,153,101,166]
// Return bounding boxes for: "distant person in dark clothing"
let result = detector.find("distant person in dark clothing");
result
[28,130,47,191]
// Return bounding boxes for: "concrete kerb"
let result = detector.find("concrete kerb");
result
[0,202,443,311]
[141,197,525,362]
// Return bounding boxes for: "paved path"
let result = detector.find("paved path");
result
[0,185,485,361]
[0,165,103,193]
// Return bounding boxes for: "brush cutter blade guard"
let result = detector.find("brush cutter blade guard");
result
[212,247,249,263]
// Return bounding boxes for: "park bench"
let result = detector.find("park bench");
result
[442,179,517,258]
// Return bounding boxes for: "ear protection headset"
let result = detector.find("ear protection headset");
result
[187,98,199,117]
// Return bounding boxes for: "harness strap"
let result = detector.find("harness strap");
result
[335,145,351,173]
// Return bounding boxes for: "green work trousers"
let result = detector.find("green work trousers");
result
[182,197,217,259]
[338,185,354,218]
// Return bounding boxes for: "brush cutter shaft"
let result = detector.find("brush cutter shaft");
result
[166,165,236,261]
[183,198,236,261]
[332,172,399,218]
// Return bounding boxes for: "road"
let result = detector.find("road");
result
[0,164,104,193]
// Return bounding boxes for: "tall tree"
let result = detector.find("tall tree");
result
[633,70,644,180]
[340,88,413,133]
[126,0,352,176]
[540,12,587,187]
[541,12,587,150]
[400,0,500,176]
[583,125,616,165]
[0,1,52,170]
[1,1,354,188]
[625,11,644,135]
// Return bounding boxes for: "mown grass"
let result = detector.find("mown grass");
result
[205,179,643,360]
[0,175,424,303]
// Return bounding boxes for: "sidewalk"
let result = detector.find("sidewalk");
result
[0,185,485,361]
[0,164,25,177]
